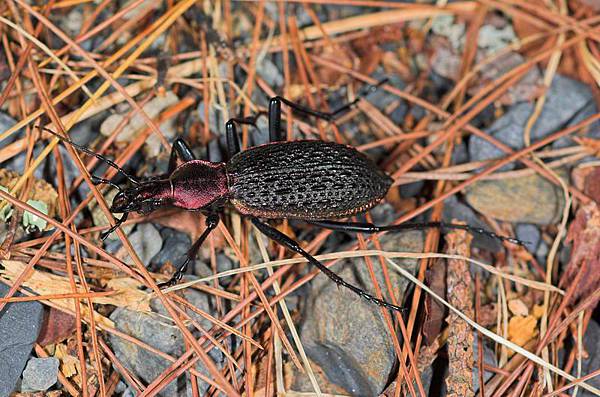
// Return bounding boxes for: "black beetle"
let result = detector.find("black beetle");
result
[42,81,522,313]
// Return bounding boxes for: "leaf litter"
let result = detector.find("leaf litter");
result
[0,1,598,396]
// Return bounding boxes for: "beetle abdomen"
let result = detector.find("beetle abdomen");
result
[227,140,393,220]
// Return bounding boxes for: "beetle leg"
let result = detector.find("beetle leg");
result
[225,113,268,157]
[268,97,283,142]
[269,78,389,126]
[158,213,220,288]
[100,212,129,241]
[308,220,526,246]
[168,137,196,173]
[250,217,406,313]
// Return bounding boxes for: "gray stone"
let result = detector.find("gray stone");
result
[577,319,600,396]
[515,223,541,252]
[442,195,502,252]
[197,102,226,137]
[399,180,425,198]
[151,228,190,269]
[293,231,424,396]
[0,283,44,397]
[469,75,595,171]
[0,112,21,146]
[465,171,566,225]
[109,288,215,396]
[257,58,284,88]
[127,223,163,266]
[552,100,600,151]
[536,241,550,264]
[21,357,59,392]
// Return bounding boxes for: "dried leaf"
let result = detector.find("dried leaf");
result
[55,343,79,378]
[37,308,76,346]
[508,299,529,317]
[422,258,447,345]
[153,210,224,249]
[12,392,62,397]
[508,315,538,347]
[103,277,151,312]
[560,201,600,304]
[0,260,113,328]
[532,304,545,319]
[584,167,600,206]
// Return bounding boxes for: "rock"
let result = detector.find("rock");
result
[478,24,517,55]
[292,230,424,396]
[0,112,21,146]
[257,58,283,88]
[0,283,44,397]
[21,357,59,392]
[477,52,542,106]
[552,100,600,150]
[578,319,600,396]
[515,223,541,252]
[126,223,163,266]
[100,91,179,157]
[197,103,226,138]
[109,288,216,396]
[469,75,594,170]
[150,228,190,271]
[442,195,502,252]
[465,171,566,225]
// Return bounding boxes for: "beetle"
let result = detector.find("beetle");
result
[42,81,522,313]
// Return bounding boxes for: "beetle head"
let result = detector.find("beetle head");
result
[110,182,172,215]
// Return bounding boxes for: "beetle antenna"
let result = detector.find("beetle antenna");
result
[327,78,390,119]
[37,126,140,185]
[90,175,123,193]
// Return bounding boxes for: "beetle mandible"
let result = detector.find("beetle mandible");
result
[43,81,523,313]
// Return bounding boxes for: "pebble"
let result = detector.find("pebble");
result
[515,223,541,252]
[578,319,600,395]
[126,223,163,266]
[150,227,190,272]
[465,171,565,225]
[469,75,594,171]
[442,195,502,252]
[20,357,59,392]
[0,283,44,397]
[478,52,542,105]
[257,58,284,88]
[109,289,215,396]
[100,91,179,157]
[292,229,424,396]
[197,102,226,137]
[0,112,21,146]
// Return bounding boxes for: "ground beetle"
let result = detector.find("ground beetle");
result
[43,81,522,313]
